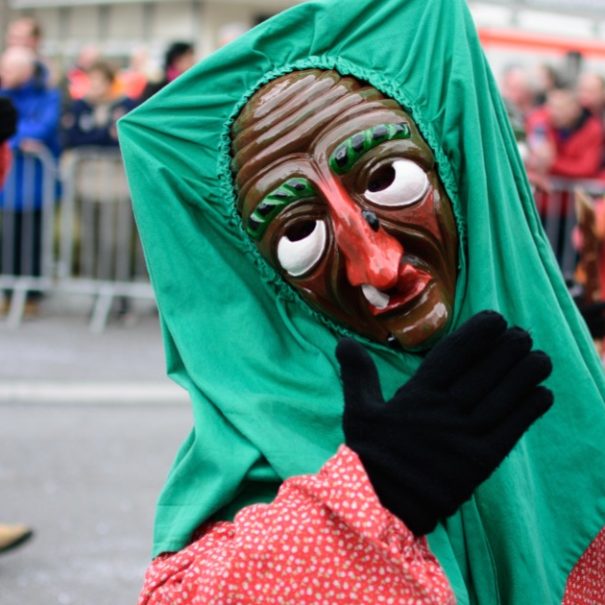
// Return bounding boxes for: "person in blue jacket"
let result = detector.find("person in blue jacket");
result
[61,60,136,149]
[0,46,60,307]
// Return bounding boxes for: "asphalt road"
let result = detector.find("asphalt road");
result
[1,303,193,605]
[0,304,169,383]
[1,401,192,605]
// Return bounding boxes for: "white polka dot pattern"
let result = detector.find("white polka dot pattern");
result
[562,526,605,605]
[138,445,455,605]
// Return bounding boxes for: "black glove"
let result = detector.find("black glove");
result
[0,97,18,144]
[336,311,553,536]
[577,300,605,339]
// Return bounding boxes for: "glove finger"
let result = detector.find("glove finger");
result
[449,327,533,410]
[471,351,552,427]
[484,386,554,465]
[468,382,552,435]
[415,310,508,387]
[422,388,552,493]
[336,338,385,413]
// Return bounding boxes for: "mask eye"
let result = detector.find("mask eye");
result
[364,159,429,207]
[277,220,327,277]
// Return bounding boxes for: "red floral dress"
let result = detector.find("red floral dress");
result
[139,446,604,605]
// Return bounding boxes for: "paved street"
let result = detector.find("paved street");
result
[1,299,194,604]
[1,402,191,605]
[0,299,172,384]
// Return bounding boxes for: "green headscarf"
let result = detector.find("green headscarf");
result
[118,1,605,602]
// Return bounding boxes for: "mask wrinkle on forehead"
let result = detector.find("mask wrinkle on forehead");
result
[234,91,363,173]
[234,100,399,190]
[232,78,300,137]
[233,77,347,152]
[252,70,338,122]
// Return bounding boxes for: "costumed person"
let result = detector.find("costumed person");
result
[119,0,605,603]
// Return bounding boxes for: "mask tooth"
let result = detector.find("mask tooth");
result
[361,284,390,309]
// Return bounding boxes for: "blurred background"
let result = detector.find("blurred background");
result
[3,0,605,603]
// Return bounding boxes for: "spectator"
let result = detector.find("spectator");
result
[64,44,101,101]
[577,72,605,124]
[6,17,42,53]
[6,16,49,87]
[527,88,603,180]
[500,65,535,121]
[0,97,16,186]
[533,63,562,107]
[0,47,60,162]
[217,23,249,48]
[61,60,136,149]
[0,522,32,554]
[0,47,60,312]
[117,47,151,102]
[0,97,35,547]
[141,41,195,101]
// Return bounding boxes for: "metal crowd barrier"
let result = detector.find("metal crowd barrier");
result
[0,146,153,332]
[0,146,56,326]
[58,148,152,332]
[535,178,605,281]
[1,150,602,331]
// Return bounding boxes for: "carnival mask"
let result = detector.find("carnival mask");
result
[232,70,458,350]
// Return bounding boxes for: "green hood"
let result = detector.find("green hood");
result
[118,0,605,602]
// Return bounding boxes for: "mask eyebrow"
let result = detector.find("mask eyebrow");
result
[247,177,316,241]
[329,122,411,175]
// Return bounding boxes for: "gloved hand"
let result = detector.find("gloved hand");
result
[0,97,17,144]
[336,311,553,536]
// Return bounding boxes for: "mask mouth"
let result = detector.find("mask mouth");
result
[361,261,432,316]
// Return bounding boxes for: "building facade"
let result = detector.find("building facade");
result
[2,0,605,77]
[1,0,304,62]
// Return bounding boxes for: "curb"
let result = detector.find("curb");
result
[0,382,189,405]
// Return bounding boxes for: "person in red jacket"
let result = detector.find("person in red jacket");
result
[527,88,604,180]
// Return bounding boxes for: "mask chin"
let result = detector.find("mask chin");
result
[388,328,444,353]
[382,296,453,352]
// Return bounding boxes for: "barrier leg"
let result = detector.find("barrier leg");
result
[7,287,27,329]
[90,289,113,333]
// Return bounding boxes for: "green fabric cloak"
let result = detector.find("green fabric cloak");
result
[118,0,605,602]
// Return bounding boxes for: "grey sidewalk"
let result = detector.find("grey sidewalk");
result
[1,402,192,605]
[0,295,186,403]
[1,297,194,604]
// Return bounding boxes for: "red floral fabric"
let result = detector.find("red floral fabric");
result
[138,445,454,605]
[563,526,605,605]
[138,445,605,604]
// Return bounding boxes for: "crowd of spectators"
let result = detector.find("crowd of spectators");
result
[0,18,198,551]
[501,61,605,186]
[500,61,605,340]
[3,17,603,195]
[0,17,196,158]
[3,17,605,316]
[0,17,195,312]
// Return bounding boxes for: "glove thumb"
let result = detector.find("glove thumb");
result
[336,338,384,414]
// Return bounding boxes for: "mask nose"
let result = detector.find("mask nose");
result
[318,178,403,290]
